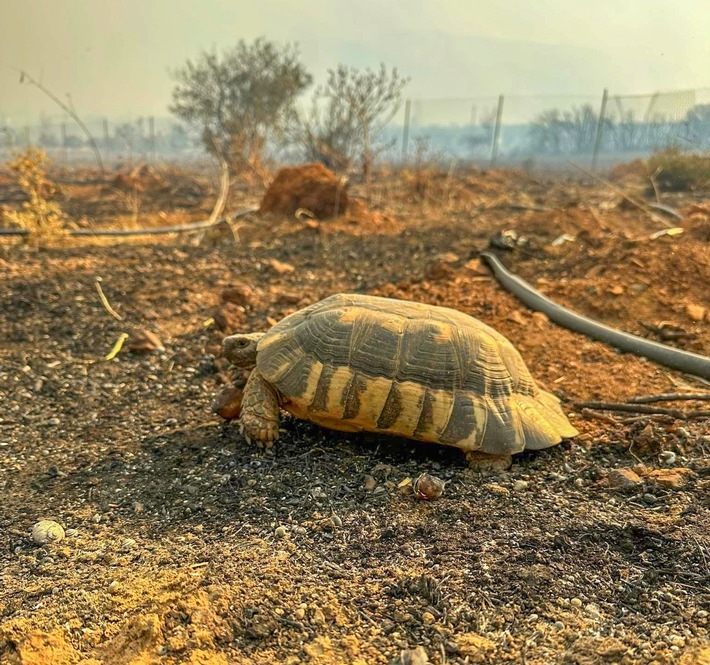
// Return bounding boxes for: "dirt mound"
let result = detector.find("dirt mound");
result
[259,163,348,220]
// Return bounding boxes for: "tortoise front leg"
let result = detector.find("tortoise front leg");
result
[240,371,281,448]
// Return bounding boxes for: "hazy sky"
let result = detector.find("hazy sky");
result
[1,0,708,123]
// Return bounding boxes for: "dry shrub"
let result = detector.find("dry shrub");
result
[3,148,68,244]
[647,147,710,192]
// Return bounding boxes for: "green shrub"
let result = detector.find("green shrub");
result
[647,147,710,192]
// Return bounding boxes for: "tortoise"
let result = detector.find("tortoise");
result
[221,293,577,463]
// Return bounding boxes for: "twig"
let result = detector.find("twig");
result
[649,166,662,205]
[18,69,104,173]
[95,277,123,321]
[628,392,710,404]
[576,401,710,420]
[566,160,673,228]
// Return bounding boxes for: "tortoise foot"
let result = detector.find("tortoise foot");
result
[465,451,512,473]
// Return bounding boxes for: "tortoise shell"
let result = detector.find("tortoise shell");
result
[255,293,577,454]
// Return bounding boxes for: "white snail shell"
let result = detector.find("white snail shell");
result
[31,520,65,545]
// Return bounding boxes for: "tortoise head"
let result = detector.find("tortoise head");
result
[222,333,264,369]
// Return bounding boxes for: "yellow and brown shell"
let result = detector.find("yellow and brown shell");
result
[256,294,577,455]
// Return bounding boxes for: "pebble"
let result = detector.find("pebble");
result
[363,475,377,491]
[553,621,565,630]
[330,515,343,528]
[421,611,436,624]
[513,480,529,492]
[47,417,60,426]
[121,538,137,550]
[108,581,121,594]
[570,597,583,607]
[529,614,539,621]
[643,493,658,505]
[274,525,288,538]
[31,520,65,545]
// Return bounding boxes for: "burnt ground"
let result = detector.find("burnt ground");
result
[0,165,709,664]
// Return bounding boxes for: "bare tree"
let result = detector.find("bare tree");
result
[314,64,409,196]
[529,104,613,154]
[287,92,361,172]
[170,38,312,173]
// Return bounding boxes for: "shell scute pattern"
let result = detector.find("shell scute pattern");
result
[256,293,577,454]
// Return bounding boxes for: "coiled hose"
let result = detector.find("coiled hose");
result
[479,251,710,381]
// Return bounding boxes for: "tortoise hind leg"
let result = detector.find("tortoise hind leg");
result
[240,371,281,448]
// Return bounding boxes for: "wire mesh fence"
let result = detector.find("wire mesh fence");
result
[1,86,709,172]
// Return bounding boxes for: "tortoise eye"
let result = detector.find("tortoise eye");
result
[236,339,249,348]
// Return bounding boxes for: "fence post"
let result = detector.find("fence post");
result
[61,123,67,165]
[103,118,110,166]
[401,99,411,164]
[591,87,609,171]
[490,94,505,167]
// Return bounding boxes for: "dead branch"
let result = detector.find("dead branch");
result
[566,160,673,228]
[94,277,123,321]
[18,69,104,173]
[628,392,710,404]
[576,400,710,420]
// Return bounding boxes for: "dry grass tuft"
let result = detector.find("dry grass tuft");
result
[3,148,68,244]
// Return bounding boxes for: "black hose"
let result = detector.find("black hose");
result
[480,251,710,381]
[0,207,258,238]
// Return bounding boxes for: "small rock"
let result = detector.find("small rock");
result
[398,646,429,665]
[554,620,565,630]
[607,468,643,490]
[643,493,658,504]
[47,417,60,426]
[507,310,527,325]
[421,611,436,624]
[128,330,164,353]
[485,483,510,496]
[274,525,288,538]
[133,502,144,514]
[212,385,243,420]
[108,581,121,594]
[221,284,254,306]
[267,258,295,275]
[311,608,326,625]
[686,303,706,321]
[463,258,488,276]
[570,597,582,607]
[645,468,693,489]
[363,475,377,492]
[609,285,625,296]
[444,640,460,655]
[330,515,343,528]
[513,480,529,492]
[585,603,602,620]
[31,520,65,546]
[121,538,137,550]
[425,260,456,281]
[530,312,549,328]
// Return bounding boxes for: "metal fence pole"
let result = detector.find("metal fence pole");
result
[490,94,505,167]
[401,99,411,163]
[591,87,609,171]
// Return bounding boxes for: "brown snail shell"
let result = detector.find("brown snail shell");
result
[413,473,446,500]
